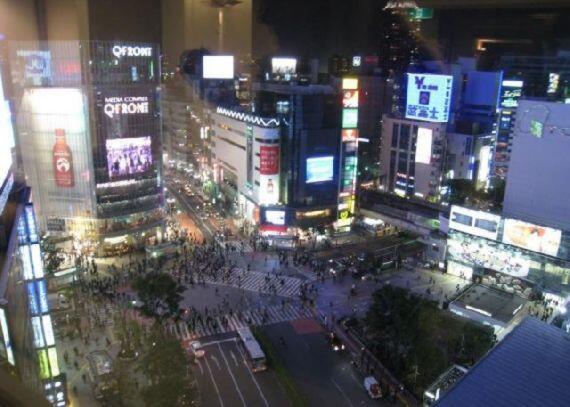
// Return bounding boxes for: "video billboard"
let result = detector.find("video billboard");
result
[502,219,562,257]
[272,58,297,75]
[406,73,453,123]
[265,210,286,226]
[106,137,153,180]
[203,56,234,79]
[415,127,433,164]
[306,156,334,184]
[449,206,501,241]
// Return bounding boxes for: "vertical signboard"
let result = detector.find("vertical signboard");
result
[493,80,523,179]
[246,125,253,191]
[259,145,280,205]
[406,74,453,123]
[337,78,360,230]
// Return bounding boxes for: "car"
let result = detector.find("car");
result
[327,332,345,352]
[364,376,382,399]
[187,341,205,358]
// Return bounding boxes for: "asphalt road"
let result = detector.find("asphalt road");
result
[167,181,217,239]
[262,321,387,407]
[192,335,288,407]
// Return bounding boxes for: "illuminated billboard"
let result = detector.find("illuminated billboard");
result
[342,90,359,108]
[271,58,297,75]
[415,127,433,164]
[203,56,234,79]
[406,73,453,123]
[449,206,501,241]
[106,137,152,179]
[19,88,95,226]
[306,156,334,184]
[265,210,286,226]
[342,129,358,142]
[502,219,562,257]
[342,109,359,128]
[259,146,280,175]
[342,78,358,90]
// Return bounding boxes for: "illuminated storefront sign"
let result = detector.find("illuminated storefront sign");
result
[406,73,453,123]
[103,96,149,118]
[337,77,360,229]
[112,45,152,58]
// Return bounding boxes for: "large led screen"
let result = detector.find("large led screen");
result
[415,127,433,164]
[306,156,334,184]
[406,73,453,123]
[502,219,562,257]
[203,56,234,79]
[106,137,152,179]
[272,58,297,75]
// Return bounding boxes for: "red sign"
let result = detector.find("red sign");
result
[259,146,280,175]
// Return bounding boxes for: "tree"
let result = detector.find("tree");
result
[132,272,184,318]
[42,241,65,274]
[137,324,198,407]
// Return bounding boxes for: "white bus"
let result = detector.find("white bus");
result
[237,327,267,372]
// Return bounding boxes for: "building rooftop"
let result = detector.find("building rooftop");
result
[436,317,570,407]
[451,284,526,324]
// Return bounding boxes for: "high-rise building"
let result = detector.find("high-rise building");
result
[11,41,164,256]
[503,100,570,231]
[379,116,447,202]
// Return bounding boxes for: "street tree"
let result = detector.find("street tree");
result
[132,272,184,318]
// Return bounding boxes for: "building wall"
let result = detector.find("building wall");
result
[0,0,39,41]
[446,132,474,180]
[210,110,280,210]
[503,100,570,231]
[380,115,446,201]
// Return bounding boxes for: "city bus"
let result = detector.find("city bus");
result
[236,327,267,372]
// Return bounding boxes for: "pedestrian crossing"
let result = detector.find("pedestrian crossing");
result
[89,302,115,326]
[203,270,303,298]
[166,304,316,340]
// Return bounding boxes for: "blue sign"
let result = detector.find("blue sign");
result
[27,283,39,315]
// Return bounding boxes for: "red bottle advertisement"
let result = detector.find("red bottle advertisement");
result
[52,128,75,188]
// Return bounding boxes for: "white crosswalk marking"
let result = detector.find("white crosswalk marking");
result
[166,304,316,341]
[202,269,305,298]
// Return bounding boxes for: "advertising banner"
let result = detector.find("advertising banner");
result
[406,73,453,123]
[342,90,359,108]
[502,218,562,257]
[19,88,95,226]
[259,146,280,175]
[203,56,234,79]
[449,206,501,241]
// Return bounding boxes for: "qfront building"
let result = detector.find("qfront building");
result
[12,41,164,256]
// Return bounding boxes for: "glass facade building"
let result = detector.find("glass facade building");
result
[10,41,164,254]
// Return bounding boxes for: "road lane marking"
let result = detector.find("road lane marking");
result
[202,338,237,347]
[331,378,354,407]
[204,355,225,407]
[230,350,239,367]
[235,342,270,407]
[218,343,247,407]
[211,354,222,370]
[196,359,204,375]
